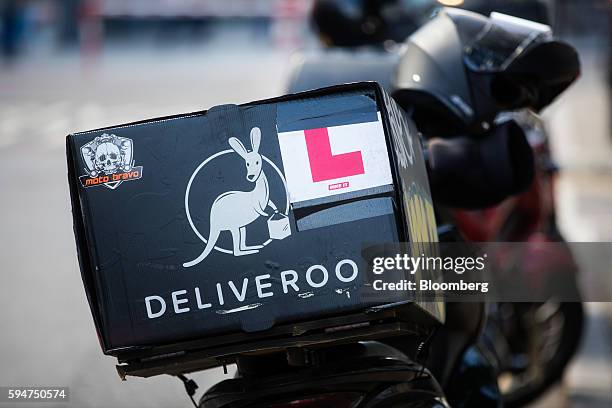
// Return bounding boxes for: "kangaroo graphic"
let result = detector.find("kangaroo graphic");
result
[183,127,277,268]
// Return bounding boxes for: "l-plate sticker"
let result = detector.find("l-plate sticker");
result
[277,115,393,204]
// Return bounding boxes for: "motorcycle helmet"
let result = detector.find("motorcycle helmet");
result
[392,8,580,136]
[311,0,432,47]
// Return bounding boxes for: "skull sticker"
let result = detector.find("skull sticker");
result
[94,141,122,174]
[79,133,142,189]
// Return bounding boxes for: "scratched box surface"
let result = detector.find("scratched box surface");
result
[66,82,441,355]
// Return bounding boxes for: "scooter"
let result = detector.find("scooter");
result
[391,8,583,406]
[285,4,582,407]
[194,10,543,408]
[448,109,584,407]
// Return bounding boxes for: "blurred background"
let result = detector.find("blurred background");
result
[0,0,610,407]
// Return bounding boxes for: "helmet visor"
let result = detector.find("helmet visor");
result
[464,12,552,73]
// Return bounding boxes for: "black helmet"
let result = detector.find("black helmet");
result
[393,8,580,136]
[311,0,430,47]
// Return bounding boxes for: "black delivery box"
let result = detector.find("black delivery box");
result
[67,82,443,378]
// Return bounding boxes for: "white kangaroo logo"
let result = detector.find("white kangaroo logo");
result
[183,127,277,268]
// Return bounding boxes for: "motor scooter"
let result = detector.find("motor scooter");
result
[284,5,582,407]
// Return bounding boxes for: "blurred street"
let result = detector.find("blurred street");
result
[536,37,612,407]
[0,1,611,407]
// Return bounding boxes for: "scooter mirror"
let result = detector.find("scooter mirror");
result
[427,119,534,208]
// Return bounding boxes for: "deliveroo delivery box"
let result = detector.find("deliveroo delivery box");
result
[66,82,441,374]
